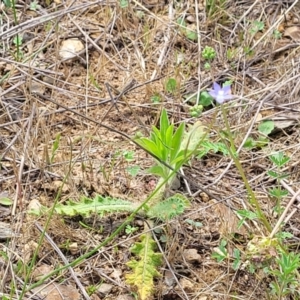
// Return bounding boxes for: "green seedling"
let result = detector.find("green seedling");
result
[268,251,300,299]
[202,46,216,60]
[125,224,139,234]
[135,108,206,203]
[29,0,40,10]
[185,219,202,228]
[205,0,227,18]
[250,20,265,35]
[243,120,274,149]
[236,209,258,229]
[176,18,197,41]
[273,29,282,39]
[50,133,61,164]
[119,0,129,8]
[212,239,228,262]
[165,78,177,94]
[189,104,203,117]
[267,152,290,214]
[150,93,161,103]
[126,165,140,177]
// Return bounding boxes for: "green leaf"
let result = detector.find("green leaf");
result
[233,248,241,270]
[199,91,213,107]
[0,197,13,206]
[3,0,12,7]
[50,133,61,164]
[186,29,197,41]
[159,108,170,138]
[119,0,129,8]
[147,194,190,220]
[165,78,177,93]
[170,123,185,162]
[165,124,174,148]
[126,166,140,176]
[176,17,186,27]
[180,121,206,152]
[55,195,138,217]
[268,187,288,199]
[236,209,258,220]
[146,165,167,179]
[267,170,280,179]
[258,120,274,135]
[269,152,290,167]
[150,94,161,103]
[135,137,162,160]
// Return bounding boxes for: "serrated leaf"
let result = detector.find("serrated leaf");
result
[147,194,190,220]
[55,195,137,217]
[269,152,290,167]
[258,120,274,135]
[126,234,162,300]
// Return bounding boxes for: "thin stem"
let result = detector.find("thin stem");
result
[220,104,271,232]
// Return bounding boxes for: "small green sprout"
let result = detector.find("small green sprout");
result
[250,20,264,35]
[125,225,139,235]
[202,46,216,60]
[189,105,203,118]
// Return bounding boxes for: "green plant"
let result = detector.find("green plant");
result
[165,78,177,94]
[243,120,274,149]
[267,152,290,214]
[189,104,203,117]
[50,133,61,164]
[150,93,161,103]
[125,224,139,235]
[126,233,162,300]
[250,20,265,35]
[119,0,129,8]
[268,251,300,299]
[205,0,227,17]
[185,219,202,228]
[39,109,207,299]
[202,46,216,61]
[176,18,198,41]
[273,29,282,39]
[29,0,40,10]
[212,239,228,262]
[135,108,206,203]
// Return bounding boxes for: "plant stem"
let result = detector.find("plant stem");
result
[220,104,271,232]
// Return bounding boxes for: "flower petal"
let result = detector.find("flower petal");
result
[222,85,231,94]
[213,82,221,92]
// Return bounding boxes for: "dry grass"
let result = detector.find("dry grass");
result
[1,0,300,299]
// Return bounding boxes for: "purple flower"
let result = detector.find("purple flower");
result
[209,82,234,104]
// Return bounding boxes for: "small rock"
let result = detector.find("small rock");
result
[183,249,201,263]
[97,283,113,295]
[164,270,176,286]
[32,264,53,281]
[179,277,194,292]
[59,38,84,60]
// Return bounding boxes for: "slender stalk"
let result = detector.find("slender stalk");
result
[220,104,271,232]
